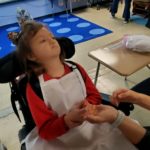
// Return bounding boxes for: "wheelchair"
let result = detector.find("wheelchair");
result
[0,37,134,150]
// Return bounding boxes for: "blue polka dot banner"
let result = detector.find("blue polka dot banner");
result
[0,13,112,58]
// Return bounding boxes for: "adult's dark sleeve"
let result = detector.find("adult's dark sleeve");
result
[131,78,150,96]
[135,128,150,150]
[0,51,24,83]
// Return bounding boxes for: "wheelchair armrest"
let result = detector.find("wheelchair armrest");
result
[101,93,134,116]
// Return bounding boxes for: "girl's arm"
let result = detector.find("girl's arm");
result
[26,83,69,140]
[26,83,86,140]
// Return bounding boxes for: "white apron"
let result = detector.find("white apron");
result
[24,63,137,150]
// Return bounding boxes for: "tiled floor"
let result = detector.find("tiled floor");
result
[0,4,150,150]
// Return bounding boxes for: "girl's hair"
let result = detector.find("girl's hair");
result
[14,21,65,76]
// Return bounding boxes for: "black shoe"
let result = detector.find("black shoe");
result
[123,19,129,24]
[111,13,115,18]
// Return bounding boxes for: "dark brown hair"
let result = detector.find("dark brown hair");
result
[15,21,44,76]
[15,20,65,76]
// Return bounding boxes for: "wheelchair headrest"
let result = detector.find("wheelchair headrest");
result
[0,37,75,83]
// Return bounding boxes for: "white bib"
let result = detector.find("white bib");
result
[25,63,137,150]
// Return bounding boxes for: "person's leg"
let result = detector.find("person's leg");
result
[131,78,150,96]
[122,0,132,22]
[110,0,120,17]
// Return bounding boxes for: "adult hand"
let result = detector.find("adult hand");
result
[111,89,140,105]
[85,104,118,124]
[64,102,86,129]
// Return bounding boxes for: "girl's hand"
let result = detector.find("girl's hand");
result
[64,102,86,129]
[85,104,118,124]
[83,101,98,115]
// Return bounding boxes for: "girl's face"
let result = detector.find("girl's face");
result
[29,27,61,63]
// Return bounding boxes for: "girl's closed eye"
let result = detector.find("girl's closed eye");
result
[39,38,47,43]
[38,34,48,42]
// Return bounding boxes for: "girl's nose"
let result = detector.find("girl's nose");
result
[48,36,54,41]
[48,36,56,45]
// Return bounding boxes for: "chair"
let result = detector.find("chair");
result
[0,37,134,150]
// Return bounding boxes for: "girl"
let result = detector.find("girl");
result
[14,20,137,150]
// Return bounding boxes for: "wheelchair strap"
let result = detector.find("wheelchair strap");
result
[10,80,21,122]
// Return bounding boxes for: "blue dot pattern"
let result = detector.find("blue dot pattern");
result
[43,18,54,23]
[89,29,105,35]
[77,22,91,28]
[69,35,84,42]
[49,22,62,27]
[67,18,79,22]
[6,26,19,32]
[57,28,71,34]
[0,13,112,58]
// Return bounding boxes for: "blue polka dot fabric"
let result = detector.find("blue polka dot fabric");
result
[0,13,112,58]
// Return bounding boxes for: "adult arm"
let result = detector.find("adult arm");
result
[136,129,150,150]
[136,93,150,110]
[86,104,146,145]
[118,116,146,144]
[112,89,150,110]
